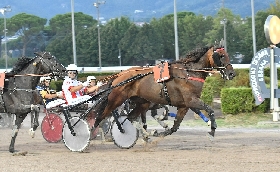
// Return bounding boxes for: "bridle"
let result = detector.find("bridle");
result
[213,48,233,79]
[33,52,66,78]
[4,52,65,92]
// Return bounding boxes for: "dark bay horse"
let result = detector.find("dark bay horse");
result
[93,46,235,140]
[1,52,66,153]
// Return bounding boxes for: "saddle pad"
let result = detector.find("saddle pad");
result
[0,73,5,89]
[153,62,170,83]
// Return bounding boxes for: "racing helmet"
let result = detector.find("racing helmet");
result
[87,76,96,82]
[40,76,51,83]
[66,64,78,71]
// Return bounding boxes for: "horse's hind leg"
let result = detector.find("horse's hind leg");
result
[151,108,169,129]
[9,114,27,153]
[159,107,188,136]
[127,103,152,140]
[141,110,147,131]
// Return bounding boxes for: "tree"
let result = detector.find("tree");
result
[179,15,214,55]
[8,13,47,56]
[150,16,175,59]
[101,17,133,66]
[49,12,96,36]
[47,12,96,66]
[119,24,140,65]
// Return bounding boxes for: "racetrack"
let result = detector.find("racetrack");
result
[0,109,280,172]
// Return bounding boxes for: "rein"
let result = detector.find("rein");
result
[172,66,221,74]
[7,73,53,77]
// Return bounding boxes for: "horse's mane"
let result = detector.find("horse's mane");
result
[173,46,212,64]
[10,56,32,74]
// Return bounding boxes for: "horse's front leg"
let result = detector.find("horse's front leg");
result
[189,98,217,139]
[29,104,40,138]
[9,114,27,153]
[159,107,188,137]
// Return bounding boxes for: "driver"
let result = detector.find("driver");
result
[38,76,63,106]
[62,64,99,105]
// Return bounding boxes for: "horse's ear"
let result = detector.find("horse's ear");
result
[34,52,43,57]
[214,40,220,49]
[219,38,224,48]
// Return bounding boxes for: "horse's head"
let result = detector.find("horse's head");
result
[33,52,67,79]
[211,47,235,80]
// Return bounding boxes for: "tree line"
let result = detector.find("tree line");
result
[1,1,280,68]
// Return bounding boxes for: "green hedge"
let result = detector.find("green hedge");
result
[201,68,271,114]
[221,87,270,114]
[50,80,63,91]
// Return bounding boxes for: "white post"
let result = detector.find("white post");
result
[270,46,280,121]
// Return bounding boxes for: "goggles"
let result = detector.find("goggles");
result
[44,79,51,83]
[68,71,77,74]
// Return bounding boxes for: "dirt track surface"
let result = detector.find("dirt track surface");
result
[1,104,280,172]
[1,121,280,172]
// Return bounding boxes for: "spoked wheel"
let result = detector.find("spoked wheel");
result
[111,116,139,149]
[62,116,90,152]
[41,113,63,143]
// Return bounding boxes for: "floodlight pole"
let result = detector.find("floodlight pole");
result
[251,0,257,56]
[174,0,179,60]
[0,5,11,72]
[71,0,77,65]
[94,0,105,69]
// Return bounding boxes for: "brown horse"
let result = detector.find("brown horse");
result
[93,46,235,139]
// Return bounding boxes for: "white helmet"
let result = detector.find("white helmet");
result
[87,76,96,82]
[66,64,78,71]
[40,76,51,83]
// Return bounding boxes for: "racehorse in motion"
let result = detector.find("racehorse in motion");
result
[93,45,235,140]
[0,52,66,153]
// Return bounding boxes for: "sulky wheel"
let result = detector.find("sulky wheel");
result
[111,116,139,149]
[62,116,90,152]
[41,113,63,143]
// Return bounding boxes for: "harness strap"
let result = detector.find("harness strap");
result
[159,82,171,106]
[163,82,171,105]
[188,77,205,83]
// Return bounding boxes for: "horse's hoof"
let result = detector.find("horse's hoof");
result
[105,138,113,142]
[206,132,214,141]
[142,137,152,143]
[151,130,158,137]
[29,128,35,138]
[9,147,14,153]
[157,132,166,137]
[207,121,211,126]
